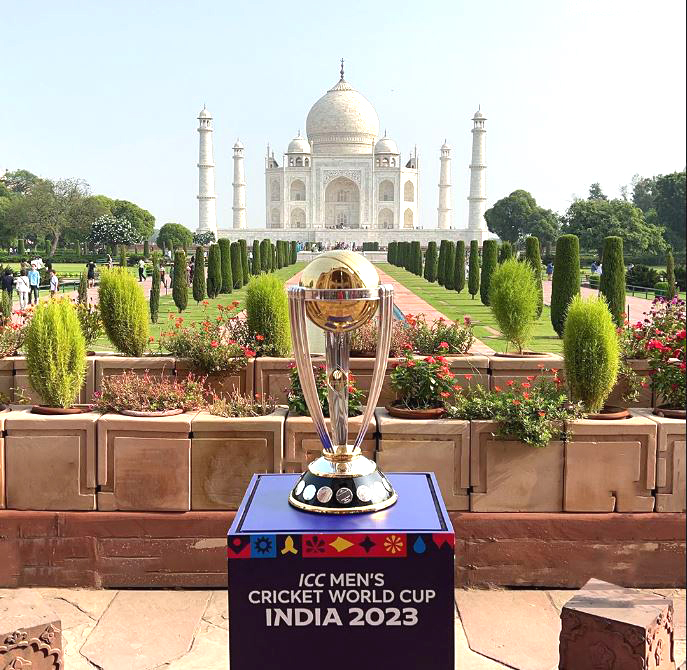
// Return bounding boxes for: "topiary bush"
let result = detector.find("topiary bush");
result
[498,241,513,263]
[172,250,188,314]
[437,240,447,285]
[231,242,243,288]
[468,240,480,299]
[260,239,270,273]
[489,259,538,353]
[192,246,206,304]
[410,241,422,276]
[0,290,11,325]
[143,240,149,259]
[454,240,466,293]
[480,239,498,305]
[424,241,438,282]
[654,281,669,295]
[444,242,456,290]
[625,264,659,288]
[206,243,222,299]
[252,240,261,275]
[599,236,626,327]
[665,250,676,300]
[78,273,88,305]
[387,241,397,265]
[240,239,250,281]
[100,268,150,354]
[551,234,580,337]
[149,259,160,323]
[24,299,86,408]
[563,295,619,414]
[525,236,544,318]
[290,241,297,265]
[219,238,233,293]
[245,274,290,356]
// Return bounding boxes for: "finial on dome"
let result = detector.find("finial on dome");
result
[340,58,345,81]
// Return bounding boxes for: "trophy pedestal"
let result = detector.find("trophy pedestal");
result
[227,473,455,670]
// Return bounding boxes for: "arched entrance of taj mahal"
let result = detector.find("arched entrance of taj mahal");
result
[324,176,360,229]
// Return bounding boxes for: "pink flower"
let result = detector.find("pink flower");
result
[438,341,449,349]
[464,374,473,380]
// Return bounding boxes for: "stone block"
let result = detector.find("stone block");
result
[0,409,7,509]
[565,414,657,512]
[0,357,13,402]
[560,578,676,669]
[283,411,376,472]
[176,358,252,399]
[375,408,469,510]
[94,354,176,392]
[488,352,564,391]
[97,411,198,511]
[10,356,95,406]
[190,408,286,509]
[252,356,323,405]
[608,358,654,408]
[470,420,564,512]
[349,356,402,407]
[635,409,686,513]
[4,409,98,510]
[0,589,63,669]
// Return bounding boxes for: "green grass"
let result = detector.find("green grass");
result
[5,262,139,278]
[91,263,306,351]
[379,263,564,354]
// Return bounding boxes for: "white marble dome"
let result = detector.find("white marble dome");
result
[374,134,399,154]
[287,133,311,154]
[198,107,212,119]
[306,78,379,155]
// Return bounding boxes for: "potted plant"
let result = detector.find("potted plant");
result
[287,363,364,418]
[75,301,103,355]
[647,327,686,420]
[23,299,87,414]
[404,313,474,356]
[0,308,31,402]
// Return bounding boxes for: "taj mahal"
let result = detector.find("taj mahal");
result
[197,61,490,246]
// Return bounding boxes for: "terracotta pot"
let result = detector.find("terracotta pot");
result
[119,408,184,417]
[31,405,87,415]
[586,405,631,420]
[493,351,550,358]
[653,406,686,420]
[386,404,446,420]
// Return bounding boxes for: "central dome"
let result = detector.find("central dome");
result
[306,78,380,156]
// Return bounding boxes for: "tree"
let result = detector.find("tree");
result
[480,240,498,305]
[410,241,422,276]
[231,242,243,288]
[631,174,656,213]
[218,238,232,293]
[252,239,261,275]
[444,242,456,290]
[89,214,141,250]
[193,230,216,246]
[290,241,298,265]
[192,246,206,303]
[437,240,447,286]
[498,241,513,263]
[260,239,270,273]
[468,240,480,299]
[387,241,397,265]
[666,250,676,300]
[143,240,150,259]
[588,182,608,200]
[454,240,466,293]
[110,200,155,242]
[206,243,222,299]
[1,169,41,194]
[653,171,686,249]
[524,236,544,318]
[150,259,160,323]
[172,250,188,313]
[424,241,438,282]
[599,236,626,327]
[239,240,250,284]
[550,234,580,337]
[157,223,193,252]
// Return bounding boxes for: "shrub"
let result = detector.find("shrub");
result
[210,388,276,418]
[406,313,474,355]
[206,243,221,299]
[454,241,465,293]
[252,240,261,275]
[410,241,422,276]
[172,250,188,313]
[219,238,233,292]
[288,363,363,417]
[94,371,207,413]
[599,236,626,327]
[77,273,88,305]
[276,241,284,270]
[230,242,243,288]
[489,259,538,353]
[525,236,544,318]
[290,241,297,265]
[437,240,447,285]
[192,246,206,304]
[654,281,669,295]
[665,250,676,300]
[99,268,150,355]
[444,242,456,290]
[0,313,29,357]
[498,241,513,263]
[270,243,276,271]
[143,240,149,259]
[0,291,11,325]
[468,240,480,299]
[260,239,270,272]
[480,239,498,305]
[551,234,580,336]
[350,318,411,357]
[24,299,86,408]
[245,274,290,356]
[387,241,397,265]
[675,264,686,291]
[625,264,659,288]
[149,259,160,323]
[563,295,619,414]
[390,353,456,410]
[424,241,438,282]
[75,302,103,348]
[18,239,25,255]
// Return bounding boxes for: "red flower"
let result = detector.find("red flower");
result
[453,384,463,391]
[424,356,436,363]
[244,348,256,357]
[256,334,265,341]
[439,341,449,349]
[677,330,686,340]
[210,340,219,348]
[512,399,521,406]
[526,375,535,381]
[440,391,450,398]
[506,380,515,386]
[464,374,473,380]
[538,411,546,417]
[406,360,416,367]
[523,392,530,399]
[521,382,531,389]
[494,385,502,392]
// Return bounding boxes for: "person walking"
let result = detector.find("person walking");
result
[546,262,554,281]
[107,254,113,270]
[16,270,30,310]
[2,269,14,302]
[49,269,59,297]
[138,258,145,282]
[28,264,40,305]
[86,260,96,288]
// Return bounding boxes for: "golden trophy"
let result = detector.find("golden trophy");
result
[287,250,397,514]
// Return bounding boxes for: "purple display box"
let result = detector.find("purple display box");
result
[228,473,455,670]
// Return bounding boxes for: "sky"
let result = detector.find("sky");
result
[1,0,685,232]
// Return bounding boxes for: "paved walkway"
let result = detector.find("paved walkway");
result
[1,587,683,669]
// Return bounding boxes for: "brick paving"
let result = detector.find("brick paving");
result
[1,587,683,668]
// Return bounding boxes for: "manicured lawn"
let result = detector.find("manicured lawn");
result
[379,263,564,354]
[91,262,306,351]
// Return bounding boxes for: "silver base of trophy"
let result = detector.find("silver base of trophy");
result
[288,449,398,514]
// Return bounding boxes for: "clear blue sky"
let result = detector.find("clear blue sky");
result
[1,0,685,231]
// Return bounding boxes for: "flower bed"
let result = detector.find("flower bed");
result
[94,355,176,392]
[488,353,564,391]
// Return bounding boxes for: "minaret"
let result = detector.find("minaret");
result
[467,107,487,231]
[197,106,217,235]
[232,139,246,229]
[438,140,452,229]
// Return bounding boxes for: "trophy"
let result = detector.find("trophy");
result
[288,250,397,514]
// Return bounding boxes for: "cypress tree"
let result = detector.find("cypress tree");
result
[192,245,206,303]
[454,240,466,293]
[230,242,243,288]
[444,242,456,290]
[551,234,580,337]
[260,239,270,273]
[387,241,397,265]
[252,240,261,275]
[424,241,438,282]
[219,238,232,293]
[239,240,250,284]
[206,243,222,298]
[119,246,127,269]
[480,240,499,305]
[78,273,88,305]
[172,249,188,313]
[665,250,676,300]
[525,236,544,318]
[143,240,150,259]
[270,243,276,271]
[290,241,297,265]
[468,240,480,300]
[437,240,447,286]
[410,241,422,276]
[498,241,513,263]
[150,259,160,323]
[599,236,626,327]
[18,238,25,255]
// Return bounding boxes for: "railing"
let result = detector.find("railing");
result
[583,274,667,299]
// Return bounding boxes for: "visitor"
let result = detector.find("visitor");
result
[49,269,59,297]
[28,264,40,305]
[597,263,603,276]
[189,257,195,282]
[546,262,554,280]
[138,258,146,282]
[107,254,113,270]
[2,269,14,301]
[86,260,96,288]
[159,264,167,290]
[16,270,30,310]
